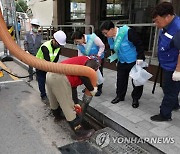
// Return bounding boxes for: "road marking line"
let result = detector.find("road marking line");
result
[0,80,23,84]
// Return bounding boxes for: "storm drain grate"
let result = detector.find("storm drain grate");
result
[58,141,103,154]
[90,127,150,154]
[59,127,151,154]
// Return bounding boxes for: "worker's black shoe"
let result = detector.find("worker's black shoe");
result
[173,106,180,111]
[41,96,49,105]
[132,99,139,108]
[27,78,33,82]
[51,107,65,122]
[95,90,102,96]
[150,114,172,122]
[111,97,124,104]
[69,116,95,141]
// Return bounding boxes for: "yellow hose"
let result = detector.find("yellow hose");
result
[0,8,97,95]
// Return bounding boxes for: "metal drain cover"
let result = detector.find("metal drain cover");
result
[59,127,150,154]
[58,141,103,154]
[90,127,150,154]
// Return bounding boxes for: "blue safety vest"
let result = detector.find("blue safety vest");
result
[77,34,104,59]
[158,16,180,71]
[108,26,137,63]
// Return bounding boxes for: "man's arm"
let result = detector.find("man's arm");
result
[172,30,180,71]
[79,76,94,91]
[172,54,180,81]
[173,30,180,50]
[172,31,180,81]
[72,87,79,104]
[41,46,50,61]
[128,28,145,61]
[175,55,180,72]
[94,36,105,57]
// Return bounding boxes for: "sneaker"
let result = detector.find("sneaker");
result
[150,114,172,122]
[41,96,49,105]
[95,91,102,96]
[51,108,65,122]
[54,116,65,122]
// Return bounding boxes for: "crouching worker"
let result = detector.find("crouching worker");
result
[46,56,99,140]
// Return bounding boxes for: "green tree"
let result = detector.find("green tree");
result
[15,0,28,13]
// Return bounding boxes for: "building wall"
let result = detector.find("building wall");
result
[27,0,53,25]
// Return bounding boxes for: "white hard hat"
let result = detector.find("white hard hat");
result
[53,30,66,46]
[30,19,40,26]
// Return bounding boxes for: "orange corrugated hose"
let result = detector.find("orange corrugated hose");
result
[0,8,97,96]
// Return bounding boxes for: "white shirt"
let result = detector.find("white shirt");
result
[78,34,105,57]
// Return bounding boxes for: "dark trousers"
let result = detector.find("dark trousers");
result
[98,58,104,92]
[160,69,180,118]
[116,61,143,100]
[28,66,33,80]
[36,70,47,98]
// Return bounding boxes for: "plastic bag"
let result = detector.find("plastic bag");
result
[129,63,152,86]
[96,69,104,85]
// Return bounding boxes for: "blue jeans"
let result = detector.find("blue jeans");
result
[160,69,180,118]
[36,70,47,99]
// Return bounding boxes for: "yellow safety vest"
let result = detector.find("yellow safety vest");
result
[36,40,60,62]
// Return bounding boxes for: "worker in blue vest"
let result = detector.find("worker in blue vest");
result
[100,20,145,108]
[71,30,105,96]
[24,19,42,82]
[151,2,180,122]
[36,30,67,105]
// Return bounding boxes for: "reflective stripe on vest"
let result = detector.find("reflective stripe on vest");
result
[77,34,100,57]
[108,26,137,63]
[85,33,97,55]
[108,25,128,63]
[164,32,173,39]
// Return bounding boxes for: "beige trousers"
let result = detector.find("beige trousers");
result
[46,72,76,121]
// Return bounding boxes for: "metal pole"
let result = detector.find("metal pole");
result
[12,0,20,46]
[152,27,159,58]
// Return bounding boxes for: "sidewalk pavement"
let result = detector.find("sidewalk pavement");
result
[77,66,180,154]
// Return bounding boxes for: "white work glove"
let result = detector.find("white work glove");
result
[90,87,98,96]
[136,59,143,65]
[172,71,180,81]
